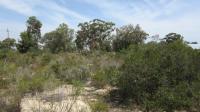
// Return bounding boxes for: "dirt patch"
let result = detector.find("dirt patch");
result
[21,85,91,112]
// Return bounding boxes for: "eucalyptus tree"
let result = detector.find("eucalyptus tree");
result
[75,19,115,51]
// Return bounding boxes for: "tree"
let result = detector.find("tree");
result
[75,19,115,51]
[27,16,42,43]
[42,23,74,53]
[17,16,42,53]
[163,33,183,43]
[113,24,148,51]
[0,38,16,50]
[17,32,34,53]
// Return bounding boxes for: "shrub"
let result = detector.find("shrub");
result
[90,100,109,112]
[92,67,119,88]
[17,74,47,94]
[118,41,200,111]
[51,59,90,83]
[40,53,52,65]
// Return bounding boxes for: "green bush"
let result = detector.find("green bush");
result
[0,50,17,62]
[118,41,200,111]
[92,67,119,88]
[40,53,52,65]
[51,59,90,83]
[17,74,46,94]
[90,100,109,112]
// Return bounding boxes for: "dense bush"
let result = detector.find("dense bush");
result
[92,67,119,88]
[17,74,45,94]
[50,54,90,83]
[118,40,200,111]
[90,100,108,112]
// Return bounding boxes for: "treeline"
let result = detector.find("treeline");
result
[1,16,193,53]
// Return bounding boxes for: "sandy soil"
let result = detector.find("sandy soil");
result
[20,84,139,112]
[21,85,91,112]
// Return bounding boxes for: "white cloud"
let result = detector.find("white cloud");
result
[0,0,199,48]
[79,0,182,23]
[0,0,89,22]
[78,0,200,48]
[0,0,35,16]
[0,0,91,39]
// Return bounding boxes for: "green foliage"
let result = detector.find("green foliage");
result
[49,54,91,83]
[17,74,45,94]
[42,23,74,53]
[0,15,199,112]
[17,16,42,53]
[92,67,119,88]
[71,80,84,96]
[163,33,183,43]
[17,31,36,53]
[113,24,148,51]
[43,31,65,53]
[75,19,115,51]
[27,16,42,41]
[0,50,17,61]
[0,38,16,50]
[40,53,52,65]
[51,61,90,83]
[118,40,200,111]
[90,100,108,112]
[102,40,112,52]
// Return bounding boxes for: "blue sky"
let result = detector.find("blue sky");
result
[0,0,200,48]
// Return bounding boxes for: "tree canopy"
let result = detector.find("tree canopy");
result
[42,23,74,53]
[75,19,115,51]
[0,38,16,50]
[163,33,183,43]
[17,16,42,53]
[113,24,148,51]
[27,16,42,42]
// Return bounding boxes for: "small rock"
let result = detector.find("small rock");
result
[93,89,108,96]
